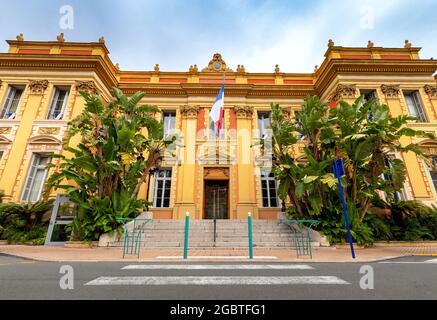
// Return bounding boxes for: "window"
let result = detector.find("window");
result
[294,111,305,140]
[382,156,405,202]
[404,91,427,122]
[258,111,271,139]
[153,169,172,207]
[261,170,279,207]
[1,86,23,119]
[47,87,70,120]
[21,154,51,202]
[427,157,437,197]
[209,109,225,139]
[361,89,378,104]
[163,111,176,137]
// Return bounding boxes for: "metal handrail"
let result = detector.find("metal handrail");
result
[117,217,152,258]
[281,219,320,258]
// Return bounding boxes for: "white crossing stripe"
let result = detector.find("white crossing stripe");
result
[425,258,437,263]
[156,256,278,260]
[85,276,349,286]
[379,260,437,264]
[121,264,314,270]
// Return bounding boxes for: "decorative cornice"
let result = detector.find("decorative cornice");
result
[330,84,356,102]
[424,85,437,98]
[28,80,49,95]
[234,106,254,119]
[381,84,400,98]
[75,80,98,95]
[180,105,200,119]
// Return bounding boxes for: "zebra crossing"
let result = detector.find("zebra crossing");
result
[378,257,437,264]
[85,264,350,286]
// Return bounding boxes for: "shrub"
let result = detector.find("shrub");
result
[0,201,53,244]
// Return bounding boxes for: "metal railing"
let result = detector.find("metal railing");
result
[117,218,152,258]
[281,220,320,258]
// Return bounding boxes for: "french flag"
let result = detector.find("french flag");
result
[210,84,225,137]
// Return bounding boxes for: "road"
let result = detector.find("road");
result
[0,254,436,300]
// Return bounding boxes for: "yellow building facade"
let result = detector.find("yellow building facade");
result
[1,36,437,220]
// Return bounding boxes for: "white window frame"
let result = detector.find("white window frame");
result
[260,170,279,208]
[152,169,172,208]
[360,89,379,104]
[404,90,427,122]
[163,110,176,138]
[1,85,24,119]
[425,157,437,200]
[382,156,406,202]
[21,153,52,202]
[47,87,69,120]
[257,111,271,139]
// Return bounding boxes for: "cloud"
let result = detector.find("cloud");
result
[0,0,436,73]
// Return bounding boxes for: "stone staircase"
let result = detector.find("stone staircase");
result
[106,219,321,248]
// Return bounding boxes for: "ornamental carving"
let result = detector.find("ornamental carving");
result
[0,127,11,135]
[381,84,400,98]
[202,53,233,72]
[424,85,437,98]
[28,80,49,95]
[330,84,356,102]
[189,65,198,75]
[76,80,98,95]
[38,127,60,135]
[180,105,199,119]
[234,106,254,119]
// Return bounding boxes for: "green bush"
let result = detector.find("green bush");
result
[0,201,53,244]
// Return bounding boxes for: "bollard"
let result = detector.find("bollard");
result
[248,212,253,259]
[183,212,190,259]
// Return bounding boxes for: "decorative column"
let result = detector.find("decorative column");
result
[380,84,430,200]
[173,105,199,219]
[234,106,259,219]
[0,80,49,201]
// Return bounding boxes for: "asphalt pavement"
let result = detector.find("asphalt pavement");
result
[0,254,436,300]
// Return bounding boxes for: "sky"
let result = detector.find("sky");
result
[0,0,436,73]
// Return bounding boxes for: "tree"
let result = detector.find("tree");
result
[44,88,178,241]
[270,95,435,223]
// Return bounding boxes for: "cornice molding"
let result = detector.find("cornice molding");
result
[0,54,117,91]
[315,59,437,97]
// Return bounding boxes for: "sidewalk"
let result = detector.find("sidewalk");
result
[1,245,437,262]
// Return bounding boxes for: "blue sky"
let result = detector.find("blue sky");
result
[0,0,436,73]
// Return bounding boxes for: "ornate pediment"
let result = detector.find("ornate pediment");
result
[330,84,357,102]
[234,106,253,119]
[29,80,49,95]
[381,84,400,98]
[76,80,98,95]
[424,85,437,98]
[0,135,12,144]
[180,105,200,119]
[28,135,62,145]
[202,53,233,72]
[0,127,11,135]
